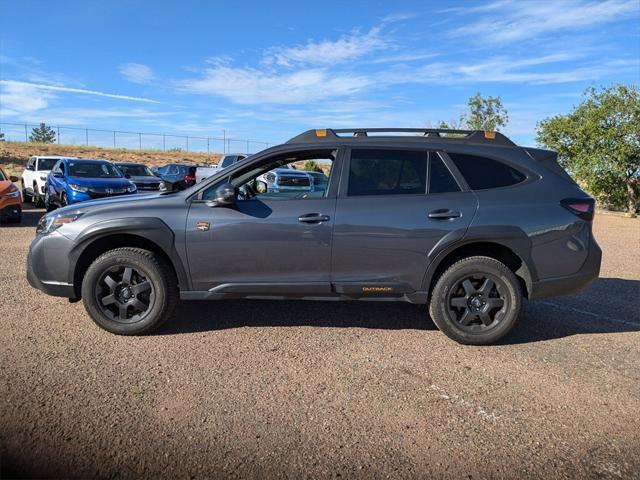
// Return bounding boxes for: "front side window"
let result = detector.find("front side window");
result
[449,153,526,190]
[348,149,427,196]
[203,150,335,201]
[68,161,122,178]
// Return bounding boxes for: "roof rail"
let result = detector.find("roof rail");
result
[286,128,516,146]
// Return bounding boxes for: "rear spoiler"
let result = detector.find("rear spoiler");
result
[523,147,576,184]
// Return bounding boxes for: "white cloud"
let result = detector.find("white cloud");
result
[0,80,54,117]
[179,66,371,104]
[266,27,390,67]
[0,80,159,104]
[119,63,155,84]
[449,0,640,44]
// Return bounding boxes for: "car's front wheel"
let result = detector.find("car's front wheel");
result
[429,256,522,345]
[81,247,178,335]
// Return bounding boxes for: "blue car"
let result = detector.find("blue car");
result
[45,158,137,210]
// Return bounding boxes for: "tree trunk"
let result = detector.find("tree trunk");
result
[626,178,638,217]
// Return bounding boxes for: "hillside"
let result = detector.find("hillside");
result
[0,142,222,177]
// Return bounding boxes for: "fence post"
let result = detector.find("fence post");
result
[163,134,166,151]
[57,127,60,144]
[25,124,28,142]
[186,136,189,152]
[207,137,210,153]
[85,128,89,146]
[113,131,116,148]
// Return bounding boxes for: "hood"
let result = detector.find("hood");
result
[0,180,17,196]
[67,176,133,188]
[53,189,166,215]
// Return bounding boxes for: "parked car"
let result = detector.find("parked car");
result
[27,127,601,345]
[0,166,22,223]
[155,163,198,191]
[44,158,137,210]
[114,162,163,192]
[21,155,75,206]
[195,155,247,183]
[259,167,313,197]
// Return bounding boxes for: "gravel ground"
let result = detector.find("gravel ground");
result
[1,207,639,479]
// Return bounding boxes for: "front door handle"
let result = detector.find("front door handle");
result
[298,213,330,223]
[428,209,462,220]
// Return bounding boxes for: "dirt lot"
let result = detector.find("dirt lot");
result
[1,208,639,479]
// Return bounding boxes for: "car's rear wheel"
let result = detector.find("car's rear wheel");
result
[429,256,522,345]
[81,247,178,335]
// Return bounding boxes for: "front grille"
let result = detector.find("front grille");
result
[136,182,160,190]
[277,176,310,187]
[88,187,128,198]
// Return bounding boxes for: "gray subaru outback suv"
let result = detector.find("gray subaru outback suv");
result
[27,128,601,345]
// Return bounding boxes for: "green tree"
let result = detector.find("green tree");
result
[0,131,5,142]
[302,160,323,172]
[29,122,56,144]
[438,93,509,131]
[536,84,640,215]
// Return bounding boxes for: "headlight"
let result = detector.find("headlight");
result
[127,183,137,193]
[40,175,48,181]
[36,212,83,234]
[3,189,21,198]
[68,183,88,193]
[159,181,167,191]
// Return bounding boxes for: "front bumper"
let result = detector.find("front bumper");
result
[67,189,136,204]
[26,231,76,298]
[529,236,602,300]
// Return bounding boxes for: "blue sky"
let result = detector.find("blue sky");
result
[1,0,639,150]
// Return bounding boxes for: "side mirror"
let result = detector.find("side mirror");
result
[255,179,268,194]
[10,176,19,182]
[206,183,236,207]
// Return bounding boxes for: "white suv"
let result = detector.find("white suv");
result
[21,156,76,206]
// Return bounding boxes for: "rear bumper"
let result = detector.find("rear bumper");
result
[529,237,602,300]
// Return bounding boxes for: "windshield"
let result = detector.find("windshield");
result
[37,158,59,171]
[118,164,154,177]
[68,161,122,178]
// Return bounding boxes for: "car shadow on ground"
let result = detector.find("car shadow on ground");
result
[158,277,640,344]
[2,204,45,228]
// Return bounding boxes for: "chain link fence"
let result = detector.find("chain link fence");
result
[0,122,272,155]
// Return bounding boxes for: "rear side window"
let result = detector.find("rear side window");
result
[449,153,526,190]
[429,155,460,194]
[348,149,427,196]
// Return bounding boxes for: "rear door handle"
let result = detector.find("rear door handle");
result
[298,213,330,223]
[428,209,462,220]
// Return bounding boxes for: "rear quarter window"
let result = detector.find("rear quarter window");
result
[449,153,526,190]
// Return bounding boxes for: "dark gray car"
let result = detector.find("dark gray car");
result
[26,128,601,345]
[114,162,162,191]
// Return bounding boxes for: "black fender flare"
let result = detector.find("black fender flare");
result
[421,225,536,295]
[68,217,190,290]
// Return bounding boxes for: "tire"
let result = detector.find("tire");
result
[60,192,68,207]
[33,182,44,207]
[44,191,55,212]
[21,181,30,203]
[81,247,178,335]
[429,256,522,346]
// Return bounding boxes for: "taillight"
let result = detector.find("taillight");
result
[561,198,595,221]
[184,175,196,182]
